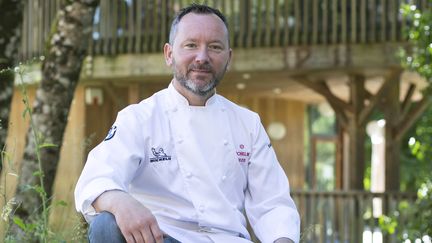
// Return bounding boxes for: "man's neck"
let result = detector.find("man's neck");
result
[172,79,214,106]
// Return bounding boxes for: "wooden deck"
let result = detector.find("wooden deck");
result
[19,0,430,60]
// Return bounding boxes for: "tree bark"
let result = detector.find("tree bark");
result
[0,0,23,172]
[13,0,100,236]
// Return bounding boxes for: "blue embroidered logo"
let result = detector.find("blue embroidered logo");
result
[104,126,117,141]
[150,147,172,162]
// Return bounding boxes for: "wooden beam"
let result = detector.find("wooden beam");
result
[299,79,353,113]
[395,95,432,141]
[294,77,350,127]
[103,82,127,110]
[358,74,393,126]
[400,83,416,119]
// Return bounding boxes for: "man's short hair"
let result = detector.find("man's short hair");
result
[168,3,229,45]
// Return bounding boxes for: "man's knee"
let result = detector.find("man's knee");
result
[88,211,125,243]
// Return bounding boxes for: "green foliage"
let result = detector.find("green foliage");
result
[399,2,432,84]
[379,3,432,240]
[380,181,432,240]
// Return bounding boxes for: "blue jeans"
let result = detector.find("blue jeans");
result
[88,211,181,243]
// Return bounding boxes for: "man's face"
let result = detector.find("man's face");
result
[164,13,232,97]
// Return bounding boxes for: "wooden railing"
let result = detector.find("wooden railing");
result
[20,0,430,60]
[291,190,417,243]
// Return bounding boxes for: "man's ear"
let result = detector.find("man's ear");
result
[163,43,173,66]
[226,48,233,71]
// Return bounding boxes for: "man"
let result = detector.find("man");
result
[75,4,300,243]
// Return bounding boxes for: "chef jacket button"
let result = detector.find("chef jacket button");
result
[198,204,205,213]
[221,108,226,112]
[172,107,178,112]
[223,140,228,145]
[177,139,183,144]
[186,172,192,178]
[221,175,227,181]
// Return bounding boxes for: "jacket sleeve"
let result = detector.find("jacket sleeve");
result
[74,106,145,222]
[245,115,300,243]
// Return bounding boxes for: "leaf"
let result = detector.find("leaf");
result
[55,200,68,207]
[38,143,58,149]
[13,217,27,231]
[32,171,43,177]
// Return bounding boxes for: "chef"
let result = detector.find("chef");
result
[75,3,300,243]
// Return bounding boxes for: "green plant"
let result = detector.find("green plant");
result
[379,181,432,241]
[0,65,66,242]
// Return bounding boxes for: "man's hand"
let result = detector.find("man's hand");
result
[274,237,295,243]
[93,190,164,243]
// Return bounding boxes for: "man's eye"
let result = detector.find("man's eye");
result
[185,43,197,48]
[209,45,223,50]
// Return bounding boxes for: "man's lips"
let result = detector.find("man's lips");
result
[191,69,211,73]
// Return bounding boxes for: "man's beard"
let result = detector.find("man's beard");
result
[173,60,228,97]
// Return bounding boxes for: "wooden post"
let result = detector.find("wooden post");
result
[347,74,366,191]
[383,75,401,191]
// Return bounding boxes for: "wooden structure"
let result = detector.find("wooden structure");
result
[3,0,430,242]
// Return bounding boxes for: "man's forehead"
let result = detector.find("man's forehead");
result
[177,12,227,30]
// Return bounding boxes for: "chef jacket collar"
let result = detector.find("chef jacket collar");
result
[168,82,218,107]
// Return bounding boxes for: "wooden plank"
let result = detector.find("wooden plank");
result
[126,0,134,53]
[370,0,376,42]
[238,0,245,48]
[246,0,253,48]
[331,0,338,44]
[151,1,159,52]
[256,0,263,47]
[229,0,235,47]
[360,0,366,43]
[389,0,397,41]
[381,0,387,42]
[302,0,309,44]
[293,0,300,45]
[101,1,109,55]
[264,0,271,46]
[322,0,328,44]
[21,0,29,60]
[119,0,127,53]
[274,0,281,46]
[282,0,291,46]
[341,0,347,43]
[351,0,357,43]
[143,1,151,52]
[161,0,167,49]
[111,0,118,54]
[312,0,318,45]
[135,0,143,53]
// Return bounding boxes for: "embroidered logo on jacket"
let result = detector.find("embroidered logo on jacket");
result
[104,126,117,141]
[236,144,250,163]
[150,147,172,162]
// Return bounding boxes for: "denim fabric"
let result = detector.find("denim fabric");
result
[88,211,181,243]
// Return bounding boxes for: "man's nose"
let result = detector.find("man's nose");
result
[194,48,210,64]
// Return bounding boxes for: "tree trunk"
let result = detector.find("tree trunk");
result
[13,0,99,239]
[0,0,23,172]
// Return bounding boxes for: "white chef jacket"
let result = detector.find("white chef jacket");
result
[74,83,300,243]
